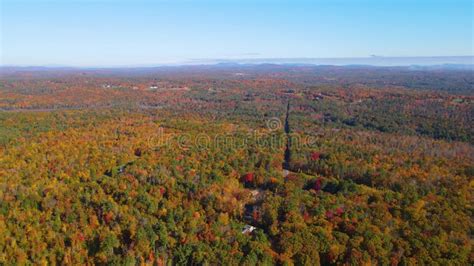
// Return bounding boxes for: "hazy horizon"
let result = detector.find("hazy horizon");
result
[1,56,473,68]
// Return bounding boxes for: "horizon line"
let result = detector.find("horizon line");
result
[1,55,473,69]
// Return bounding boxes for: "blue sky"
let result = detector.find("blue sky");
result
[1,0,472,66]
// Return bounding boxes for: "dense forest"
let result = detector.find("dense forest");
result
[0,65,473,265]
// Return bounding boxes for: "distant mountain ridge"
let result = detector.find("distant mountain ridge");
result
[1,56,472,69]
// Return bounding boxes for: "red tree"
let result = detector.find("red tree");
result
[243,173,254,183]
[313,178,322,191]
[311,152,321,161]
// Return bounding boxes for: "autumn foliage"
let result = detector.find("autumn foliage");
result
[0,65,472,265]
